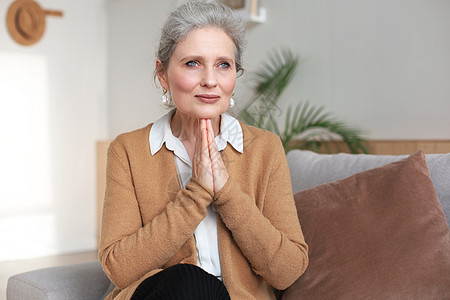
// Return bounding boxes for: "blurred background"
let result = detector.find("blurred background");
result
[0,0,449,264]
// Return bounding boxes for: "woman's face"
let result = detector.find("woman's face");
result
[158,27,237,119]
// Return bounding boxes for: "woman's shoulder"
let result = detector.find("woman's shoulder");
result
[238,121,284,158]
[109,123,154,152]
[239,121,282,146]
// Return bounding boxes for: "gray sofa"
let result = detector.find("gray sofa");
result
[7,151,450,299]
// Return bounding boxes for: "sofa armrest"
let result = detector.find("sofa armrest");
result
[7,261,114,300]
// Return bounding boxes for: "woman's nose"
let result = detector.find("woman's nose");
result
[200,67,218,88]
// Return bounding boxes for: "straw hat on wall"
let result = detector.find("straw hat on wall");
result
[6,0,63,46]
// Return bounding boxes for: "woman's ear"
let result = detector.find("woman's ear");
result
[155,59,168,89]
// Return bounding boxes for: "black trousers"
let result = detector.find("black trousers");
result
[131,264,230,300]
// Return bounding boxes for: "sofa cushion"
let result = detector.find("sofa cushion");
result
[283,151,450,299]
[287,150,450,227]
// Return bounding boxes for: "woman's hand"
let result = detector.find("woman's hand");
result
[192,119,229,193]
[192,119,214,192]
[206,119,229,193]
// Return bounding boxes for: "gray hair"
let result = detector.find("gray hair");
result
[155,1,246,81]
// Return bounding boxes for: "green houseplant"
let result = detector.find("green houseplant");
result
[238,48,368,154]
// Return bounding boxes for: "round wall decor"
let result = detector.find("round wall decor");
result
[6,0,63,46]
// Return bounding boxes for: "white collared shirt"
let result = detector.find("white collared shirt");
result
[149,109,243,278]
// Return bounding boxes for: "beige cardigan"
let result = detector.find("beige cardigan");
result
[99,122,308,300]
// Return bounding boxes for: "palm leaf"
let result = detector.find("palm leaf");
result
[241,48,298,113]
[238,48,368,154]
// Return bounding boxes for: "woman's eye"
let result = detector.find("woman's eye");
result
[219,62,230,68]
[186,61,198,67]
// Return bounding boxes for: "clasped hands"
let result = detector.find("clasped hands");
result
[192,119,229,193]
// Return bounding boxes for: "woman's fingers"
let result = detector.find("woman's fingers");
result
[192,119,213,191]
[192,118,229,193]
[206,119,229,193]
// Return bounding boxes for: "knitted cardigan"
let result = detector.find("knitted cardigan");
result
[99,122,308,300]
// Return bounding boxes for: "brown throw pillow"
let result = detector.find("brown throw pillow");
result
[284,151,450,299]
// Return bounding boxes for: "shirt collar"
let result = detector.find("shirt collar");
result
[149,109,244,157]
[216,112,244,153]
[149,109,189,162]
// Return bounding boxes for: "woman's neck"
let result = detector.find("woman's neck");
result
[170,109,221,143]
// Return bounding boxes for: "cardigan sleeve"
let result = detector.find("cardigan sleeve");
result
[214,136,309,290]
[98,138,213,289]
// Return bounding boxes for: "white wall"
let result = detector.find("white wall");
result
[108,0,176,138]
[243,0,450,139]
[0,0,108,260]
[108,0,450,140]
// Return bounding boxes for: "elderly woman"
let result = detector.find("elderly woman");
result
[99,2,308,300]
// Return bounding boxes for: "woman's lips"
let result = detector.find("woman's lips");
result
[195,94,220,104]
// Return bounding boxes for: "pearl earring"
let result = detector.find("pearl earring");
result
[230,92,235,108]
[161,88,171,105]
